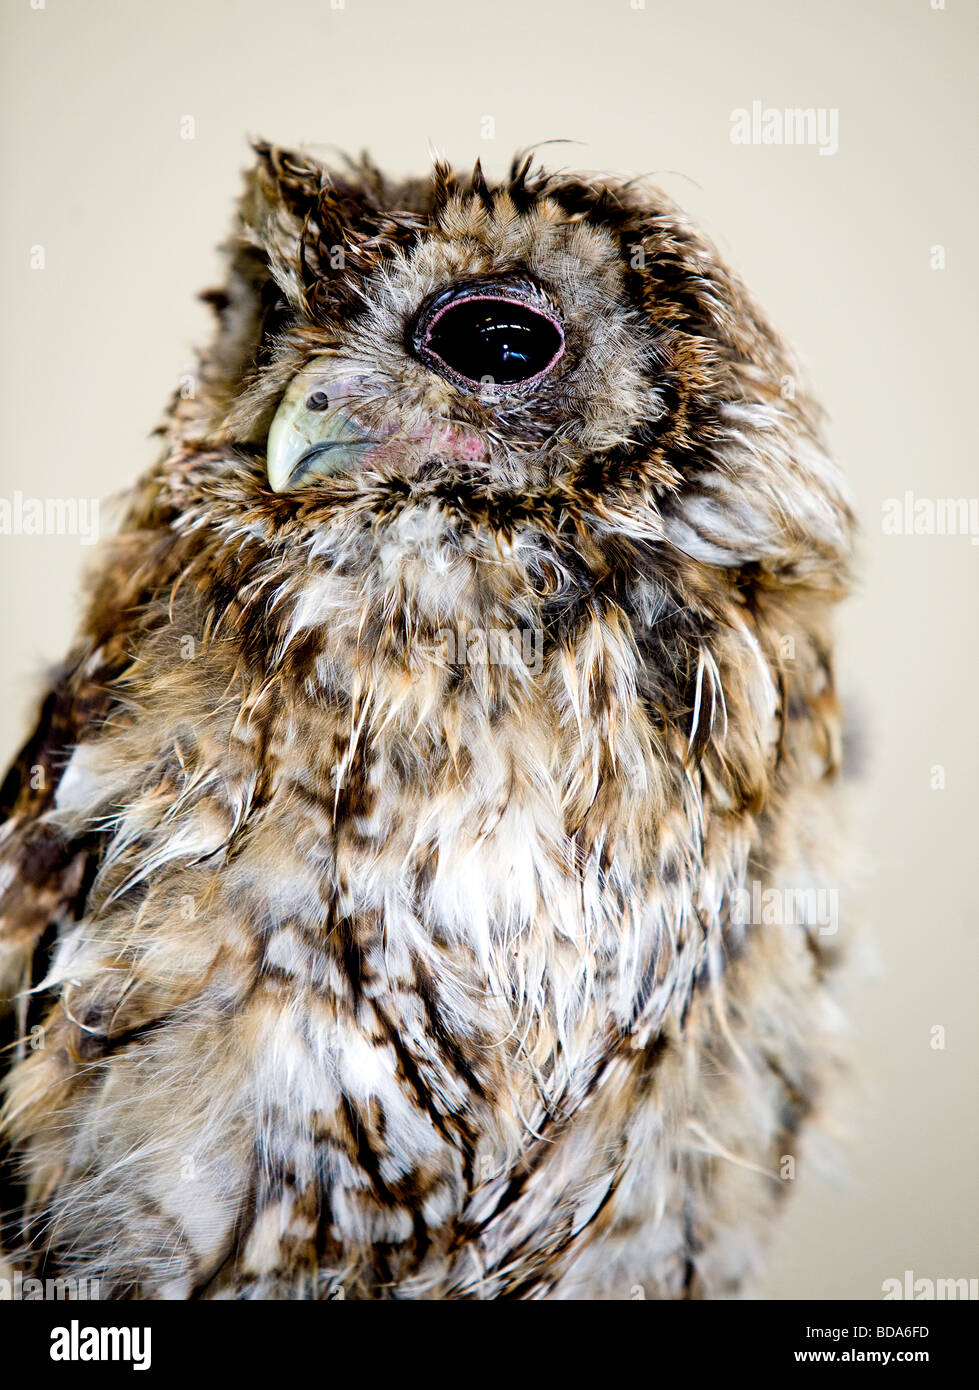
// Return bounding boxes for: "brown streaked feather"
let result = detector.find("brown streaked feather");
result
[0,142,855,1299]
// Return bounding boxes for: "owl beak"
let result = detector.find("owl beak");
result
[266,361,376,492]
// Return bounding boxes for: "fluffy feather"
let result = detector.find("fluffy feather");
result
[0,144,854,1299]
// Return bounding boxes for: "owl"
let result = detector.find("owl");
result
[0,143,854,1300]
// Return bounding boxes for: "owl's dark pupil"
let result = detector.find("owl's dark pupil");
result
[422,295,564,387]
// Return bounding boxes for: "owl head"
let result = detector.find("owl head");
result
[173,140,849,556]
[149,142,852,801]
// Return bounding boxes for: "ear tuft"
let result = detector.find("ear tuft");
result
[431,160,458,221]
[470,158,494,212]
[234,140,331,316]
[249,138,326,217]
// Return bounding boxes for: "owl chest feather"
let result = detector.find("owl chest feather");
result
[215,568,732,1293]
[35,550,718,1294]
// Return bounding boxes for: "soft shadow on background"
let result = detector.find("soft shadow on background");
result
[1,0,975,1298]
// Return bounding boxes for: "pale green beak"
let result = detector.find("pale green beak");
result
[266,359,376,492]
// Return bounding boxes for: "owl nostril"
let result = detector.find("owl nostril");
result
[412,284,565,390]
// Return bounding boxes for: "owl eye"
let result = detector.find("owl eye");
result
[413,286,564,389]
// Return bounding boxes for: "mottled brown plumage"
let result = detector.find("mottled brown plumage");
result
[0,143,853,1298]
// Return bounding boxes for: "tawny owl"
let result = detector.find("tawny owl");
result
[0,143,854,1300]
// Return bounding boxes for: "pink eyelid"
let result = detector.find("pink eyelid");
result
[422,293,566,387]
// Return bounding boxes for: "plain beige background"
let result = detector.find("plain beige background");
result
[1,0,976,1298]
